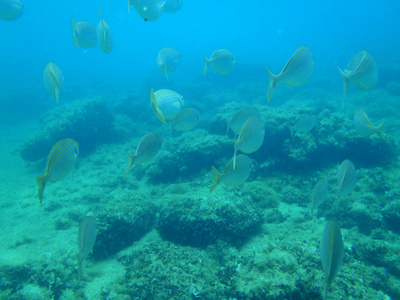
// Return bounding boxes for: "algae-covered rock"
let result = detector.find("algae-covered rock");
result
[157,196,264,247]
[20,98,117,162]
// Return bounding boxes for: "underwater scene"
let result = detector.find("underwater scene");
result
[1,0,400,299]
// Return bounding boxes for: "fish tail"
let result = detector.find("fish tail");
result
[336,63,348,107]
[225,120,230,137]
[125,151,136,177]
[265,66,277,103]
[55,85,60,104]
[127,0,131,14]
[203,54,209,76]
[71,18,79,48]
[36,176,46,205]
[377,122,388,143]
[209,166,221,193]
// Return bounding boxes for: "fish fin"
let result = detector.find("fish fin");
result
[36,176,46,205]
[336,62,349,107]
[150,88,166,124]
[377,122,388,143]
[125,151,136,177]
[98,6,107,42]
[71,18,79,48]
[209,166,221,193]
[203,54,209,76]
[127,0,131,14]
[265,66,277,103]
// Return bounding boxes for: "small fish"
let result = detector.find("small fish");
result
[0,0,23,21]
[203,49,236,76]
[71,18,98,49]
[36,139,79,204]
[337,50,378,106]
[210,154,252,193]
[125,132,163,176]
[233,116,265,169]
[157,47,182,81]
[162,0,182,13]
[97,6,113,54]
[337,159,357,197]
[43,62,64,104]
[353,108,386,142]
[154,89,184,120]
[128,0,166,21]
[320,220,344,300]
[77,216,97,281]
[310,177,328,214]
[150,88,166,124]
[290,116,317,137]
[227,108,261,137]
[171,108,200,134]
[265,45,314,102]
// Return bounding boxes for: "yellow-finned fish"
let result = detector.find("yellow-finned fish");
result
[97,6,113,54]
[153,89,183,121]
[210,154,252,193]
[77,216,97,281]
[337,50,378,106]
[353,108,386,142]
[43,62,64,104]
[265,45,314,102]
[36,138,79,204]
[127,0,166,21]
[203,49,236,76]
[151,88,166,124]
[337,159,357,197]
[0,0,24,21]
[233,116,265,169]
[71,18,97,49]
[171,108,200,134]
[125,132,163,176]
[157,47,182,82]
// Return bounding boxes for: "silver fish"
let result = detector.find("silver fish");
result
[290,116,317,137]
[43,62,64,104]
[97,6,113,54]
[171,108,200,133]
[320,220,344,299]
[154,89,184,120]
[71,18,98,49]
[0,0,23,21]
[310,177,328,214]
[337,50,378,106]
[77,216,97,280]
[265,45,314,102]
[210,154,252,193]
[128,0,166,21]
[203,49,236,76]
[157,47,182,81]
[353,108,386,142]
[234,116,265,169]
[125,132,163,176]
[337,159,357,197]
[36,138,79,204]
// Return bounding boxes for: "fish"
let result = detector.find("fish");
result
[97,6,113,54]
[337,159,357,197]
[125,132,163,176]
[157,47,182,81]
[233,116,265,169]
[290,116,317,137]
[227,108,261,137]
[128,0,166,21]
[77,216,97,281]
[150,88,166,124]
[310,177,328,214]
[36,138,79,204]
[171,108,200,134]
[320,220,344,300]
[0,0,23,21]
[337,50,378,106]
[154,89,184,120]
[203,49,236,76]
[353,108,386,142]
[210,154,252,193]
[71,18,98,49]
[43,62,64,104]
[163,0,182,13]
[265,45,314,102]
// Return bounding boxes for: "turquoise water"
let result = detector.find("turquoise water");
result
[1,1,400,299]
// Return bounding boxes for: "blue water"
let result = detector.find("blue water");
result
[1,0,399,120]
